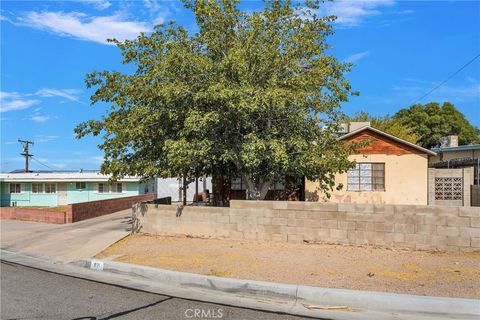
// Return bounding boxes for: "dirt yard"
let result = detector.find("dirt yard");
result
[96,234,480,299]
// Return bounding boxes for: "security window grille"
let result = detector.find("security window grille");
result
[45,183,56,194]
[434,177,462,200]
[76,182,86,190]
[32,183,43,194]
[98,183,108,193]
[9,183,22,194]
[347,163,385,191]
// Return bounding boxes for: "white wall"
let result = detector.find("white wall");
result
[156,177,212,202]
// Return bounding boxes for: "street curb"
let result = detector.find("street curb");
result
[80,258,479,319]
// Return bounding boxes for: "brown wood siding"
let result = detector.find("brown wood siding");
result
[345,130,424,155]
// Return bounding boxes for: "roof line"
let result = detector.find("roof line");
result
[431,144,480,152]
[339,126,437,156]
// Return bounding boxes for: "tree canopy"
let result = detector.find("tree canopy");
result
[75,0,358,199]
[349,112,420,144]
[393,102,480,148]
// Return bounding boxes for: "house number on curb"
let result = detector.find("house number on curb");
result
[90,260,104,271]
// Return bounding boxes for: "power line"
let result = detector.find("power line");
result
[411,53,480,105]
[30,156,56,171]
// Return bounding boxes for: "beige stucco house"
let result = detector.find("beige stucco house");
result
[306,125,436,205]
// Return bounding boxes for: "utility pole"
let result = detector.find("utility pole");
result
[18,139,34,172]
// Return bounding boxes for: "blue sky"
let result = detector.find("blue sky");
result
[1,0,479,172]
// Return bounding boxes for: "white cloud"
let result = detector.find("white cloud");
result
[79,0,112,11]
[25,107,51,122]
[51,163,67,169]
[18,11,151,44]
[467,76,477,83]
[0,91,40,112]
[393,82,480,103]
[397,9,415,15]
[90,156,104,163]
[35,88,81,102]
[34,135,59,143]
[144,0,174,25]
[345,50,371,63]
[30,115,50,123]
[318,0,395,27]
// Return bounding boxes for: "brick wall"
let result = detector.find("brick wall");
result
[0,207,69,224]
[137,200,480,252]
[0,193,155,224]
[70,193,155,222]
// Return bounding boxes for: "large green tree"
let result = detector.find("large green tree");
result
[75,0,357,200]
[349,112,420,144]
[393,102,480,148]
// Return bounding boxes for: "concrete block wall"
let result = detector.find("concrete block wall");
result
[428,167,474,207]
[138,200,480,252]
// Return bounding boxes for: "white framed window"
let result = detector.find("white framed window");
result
[347,163,385,191]
[44,183,56,194]
[112,183,123,193]
[32,183,44,194]
[76,182,86,190]
[97,183,109,193]
[9,183,22,194]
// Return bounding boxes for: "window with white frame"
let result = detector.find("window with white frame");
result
[347,163,385,191]
[97,183,109,193]
[44,183,56,194]
[32,183,44,194]
[112,183,123,193]
[9,183,22,194]
[76,182,86,190]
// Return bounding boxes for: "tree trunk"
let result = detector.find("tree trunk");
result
[182,175,187,205]
[244,175,272,200]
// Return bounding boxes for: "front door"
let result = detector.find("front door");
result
[57,183,68,205]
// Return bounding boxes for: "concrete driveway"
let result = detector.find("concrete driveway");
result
[0,209,132,262]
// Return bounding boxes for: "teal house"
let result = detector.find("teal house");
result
[0,171,153,207]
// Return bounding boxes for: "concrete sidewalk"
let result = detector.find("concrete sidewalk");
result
[0,209,132,262]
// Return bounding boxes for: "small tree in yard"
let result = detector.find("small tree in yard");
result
[75,0,358,200]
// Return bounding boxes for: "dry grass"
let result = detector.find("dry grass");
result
[96,234,480,299]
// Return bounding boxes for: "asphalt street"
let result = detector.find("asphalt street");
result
[0,261,313,320]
